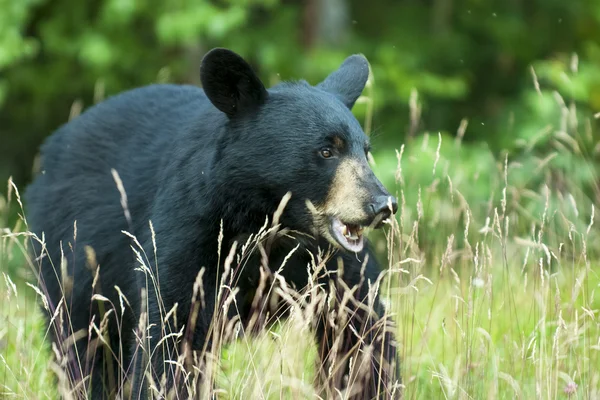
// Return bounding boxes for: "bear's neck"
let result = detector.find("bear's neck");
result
[201,176,332,285]
[203,199,327,287]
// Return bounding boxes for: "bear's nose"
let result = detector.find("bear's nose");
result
[369,195,398,220]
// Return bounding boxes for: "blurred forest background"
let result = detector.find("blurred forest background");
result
[1,0,600,243]
[2,2,600,398]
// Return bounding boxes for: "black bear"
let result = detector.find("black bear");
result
[26,48,400,399]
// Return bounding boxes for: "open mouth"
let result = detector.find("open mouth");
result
[330,218,365,253]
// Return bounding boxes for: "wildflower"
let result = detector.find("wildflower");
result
[564,382,577,396]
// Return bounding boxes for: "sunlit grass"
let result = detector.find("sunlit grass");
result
[0,249,56,399]
[395,246,599,399]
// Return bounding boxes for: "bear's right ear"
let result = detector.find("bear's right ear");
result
[200,48,268,118]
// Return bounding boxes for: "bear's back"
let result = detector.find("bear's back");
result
[38,84,212,177]
[25,84,220,314]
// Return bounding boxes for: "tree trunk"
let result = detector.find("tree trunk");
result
[302,0,349,49]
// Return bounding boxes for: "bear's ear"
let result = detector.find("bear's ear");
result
[200,48,268,118]
[317,54,370,109]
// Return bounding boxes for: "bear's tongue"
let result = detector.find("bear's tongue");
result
[331,218,364,253]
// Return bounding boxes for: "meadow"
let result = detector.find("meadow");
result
[1,85,598,398]
[2,0,600,397]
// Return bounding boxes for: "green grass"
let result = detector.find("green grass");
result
[1,80,599,399]
[1,147,599,399]
[397,250,600,399]
[1,227,598,399]
[1,241,57,398]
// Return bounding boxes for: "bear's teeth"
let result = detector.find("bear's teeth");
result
[344,226,354,238]
[340,223,364,241]
[346,225,360,240]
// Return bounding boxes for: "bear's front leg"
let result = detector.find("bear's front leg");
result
[131,275,218,399]
[315,250,401,400]
[129,215,220,399]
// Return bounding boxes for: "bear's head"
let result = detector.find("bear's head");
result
[201,48,397,253]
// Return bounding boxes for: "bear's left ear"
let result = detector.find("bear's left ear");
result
[200,48,268,118]
[317,54,370,109]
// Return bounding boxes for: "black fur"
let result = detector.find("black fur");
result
[200,48,268,117]
[26,48,399,399]
[317,54,370,108]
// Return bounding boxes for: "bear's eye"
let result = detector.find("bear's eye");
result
[320,148,334,159]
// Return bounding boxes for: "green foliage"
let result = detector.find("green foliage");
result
[1,0,600,194]
[0,0,40,67]
[0,0,598,233]
[0,0,42,104]
[1,1,600,397]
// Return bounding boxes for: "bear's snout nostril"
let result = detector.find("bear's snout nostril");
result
[370,195,399,220]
